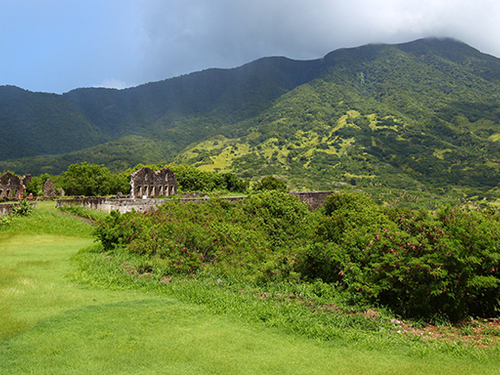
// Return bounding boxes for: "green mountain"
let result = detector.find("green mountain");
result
[0,86,109,160]
[2,38,500,198]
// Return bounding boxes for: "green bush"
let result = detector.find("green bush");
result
[93,210,146,251]
[299,193,500,321]
[93,192,314,280]
[0,216,11,225]
[11,199,34,217]
[241,190,313,248]
[253,176,287,192]
[93,189,500,321]
[355,207,500,321]
[25,173,51,197]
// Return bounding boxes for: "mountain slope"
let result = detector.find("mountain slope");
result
[1,38,500,198]
[173,38,500,194]
[0,86,109,160]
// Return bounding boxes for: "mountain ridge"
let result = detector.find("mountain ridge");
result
[2,37,500,198]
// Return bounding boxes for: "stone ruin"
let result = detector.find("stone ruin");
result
[42,179,65,197]
[43,179,57,197]
[130,167,177,199]
[0,172,31,200]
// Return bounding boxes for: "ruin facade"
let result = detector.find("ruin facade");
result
[0,173,31,200]
[43,179,57,197]
[130,167,177,199]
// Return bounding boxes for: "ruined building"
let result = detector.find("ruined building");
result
[43,179,57,197]
[0,173,31,200]
[130,167,177,199]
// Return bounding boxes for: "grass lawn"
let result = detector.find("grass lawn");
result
[0,202,498,374]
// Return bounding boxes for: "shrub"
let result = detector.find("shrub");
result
[11,199,34,216]
[93,210,147,251]
[61,162,125,196]
[253,176,287,192]
[316,191,395,244]
[93,192,315,280]
[25,173,51,196]
[241,190,313,248]
[300,196,500,321]
[356,207,500,321]
[0,216,11,225]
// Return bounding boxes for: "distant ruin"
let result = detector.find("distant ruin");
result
[0,172,31,200]
[43,179,57,197]
[130,167,177,199]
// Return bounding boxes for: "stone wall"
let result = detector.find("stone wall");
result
[0,202,38,216]
[56,197,107,210]
[56,191,335,214]
[100,198,168,214]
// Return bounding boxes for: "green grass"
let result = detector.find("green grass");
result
[1,203,499,374]
[0,201,95,237]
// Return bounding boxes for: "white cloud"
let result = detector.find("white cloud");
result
[93,79,130,90]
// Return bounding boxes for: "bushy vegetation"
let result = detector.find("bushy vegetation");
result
[93,191,500,322]
[11,199,34,216]
[60,162,128,196]
[25,173,50,196]
[168,164,248,193]
[253,176,287,192]
[300,192,500,321]
[94,191,311,281]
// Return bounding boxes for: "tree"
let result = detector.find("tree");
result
[253,176,287,192]
[25,173,51,196]
[61,162,115,196]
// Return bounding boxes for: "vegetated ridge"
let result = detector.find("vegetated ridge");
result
[2,37,500,197]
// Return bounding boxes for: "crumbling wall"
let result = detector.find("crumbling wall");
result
[56,197,107,211]
[43,179,57,197]
[0,173,31,200]
[0,202,38,216]
[56,191,335,214]
[130,167,177,199]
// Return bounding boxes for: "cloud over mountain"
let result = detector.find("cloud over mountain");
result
[135,0,500,85]
[1,1,500,93]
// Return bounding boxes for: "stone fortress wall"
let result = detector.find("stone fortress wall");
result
[56,167,335,213]
[0,202,38,216]
[56,191,335,213]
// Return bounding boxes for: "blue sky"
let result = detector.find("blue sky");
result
[2,0,500,94]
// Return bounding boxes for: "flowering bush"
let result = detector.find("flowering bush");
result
[301,192,500,321]
[94,192,313,279]
[95,190,500,321]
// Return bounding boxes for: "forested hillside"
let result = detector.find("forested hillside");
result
[2,38,500,198]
